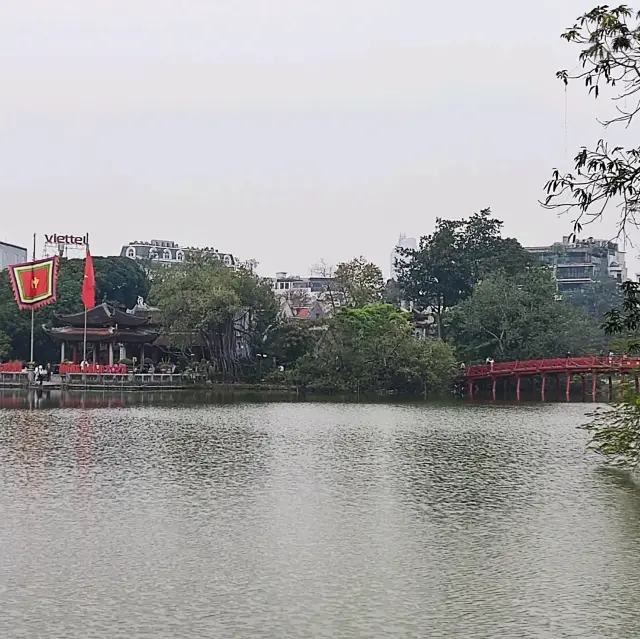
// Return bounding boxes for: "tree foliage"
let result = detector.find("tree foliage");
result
[395,208,534,337]
[450,268,604,362]
[565,275,623,320]
[581,388,640,470]
[544,4,640,234]
[150,252,278,377]
[292,304,457,394]
[334,256,385,308]
[263,322,320,369]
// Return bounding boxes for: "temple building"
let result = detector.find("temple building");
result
[44,303,161,364]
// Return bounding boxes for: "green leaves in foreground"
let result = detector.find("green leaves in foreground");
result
[581,387,640,470]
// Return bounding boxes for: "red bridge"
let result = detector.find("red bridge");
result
[462,356,640,401]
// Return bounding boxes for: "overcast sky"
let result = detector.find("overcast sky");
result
[0,0,637,277]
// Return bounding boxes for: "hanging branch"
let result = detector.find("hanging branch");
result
[542,5,640,236]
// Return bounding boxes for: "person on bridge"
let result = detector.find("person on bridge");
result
[485,357,495,371]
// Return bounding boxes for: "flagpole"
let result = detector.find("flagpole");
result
[29,233,36,364]
[83,234,89,364]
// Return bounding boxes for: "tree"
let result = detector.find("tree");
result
[334,256,385,307]
[264,322,320,369]
[0,330,10,361]
[150,252,278,378]
[309,259,340,311]
[292,304,457,394]
[450,268,604,363]
[581,388,640,470]
[395,208,533,338]
[280,287,313,309]
[565,276,623,320]
[543,5,640,235]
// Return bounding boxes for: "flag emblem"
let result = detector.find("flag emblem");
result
[8,256,59,310]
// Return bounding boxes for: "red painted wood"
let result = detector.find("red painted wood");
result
[463,357,640,380]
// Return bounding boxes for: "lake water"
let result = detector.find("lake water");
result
[1,391,640,638]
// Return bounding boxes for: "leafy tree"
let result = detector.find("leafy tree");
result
[0,329,10,360]
[280,287,313,309]
[334,256,385,308]
[395,208,534,337]
[581,388,640,470]
[292,304,457,394]
[543,5,640,233]
[150,252,278,378]
[583,281,640,470]
[450,268,604,362]
[264,322,320,369]
[565,276,623,320]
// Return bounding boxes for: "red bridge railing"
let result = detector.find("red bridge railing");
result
[464,356,640,379]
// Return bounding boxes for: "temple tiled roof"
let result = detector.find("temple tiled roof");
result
[55,303,150,328]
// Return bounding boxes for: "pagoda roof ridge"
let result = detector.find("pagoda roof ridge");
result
[55,303,150,328]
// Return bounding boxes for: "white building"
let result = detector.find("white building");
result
[0,241,28,270]
[271,272,337,297]
[120,239,251,271]
[390,234,417,279]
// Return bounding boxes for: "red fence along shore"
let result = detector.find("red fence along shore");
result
[59,364,127,375]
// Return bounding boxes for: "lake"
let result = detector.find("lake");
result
[1,391,640,638]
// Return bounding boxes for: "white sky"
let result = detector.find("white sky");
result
[0,0,638,277]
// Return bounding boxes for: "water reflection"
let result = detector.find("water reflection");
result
[0,398,640,638]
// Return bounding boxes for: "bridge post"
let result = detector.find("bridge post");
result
[491,377,497,401]
[541,374,547,401]
[516,376,521,401]
[581,375,586,401]
[608,376,613,401]
[621,373,626,399]
[636,375,639,394]
[566,373,571,402]
[468,379,474,399]
[592,373,598,401]
[556,374,561,399]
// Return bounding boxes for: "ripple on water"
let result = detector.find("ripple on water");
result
[0,397,640,638]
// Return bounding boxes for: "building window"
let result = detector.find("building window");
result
[149,247,158,260]
[125,246,136,259]
[163,248,172,260]
[176,250,184,262]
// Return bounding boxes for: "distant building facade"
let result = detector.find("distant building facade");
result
[525,236,627,292]
[391,234,417,279]
[0,241,28,271]
[120,239,249,270]
[271,272,337,298]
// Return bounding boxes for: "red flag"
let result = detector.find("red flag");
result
[8,256,59,310]
[82,249,96,309]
